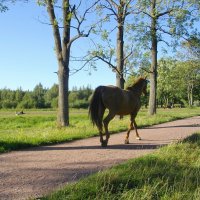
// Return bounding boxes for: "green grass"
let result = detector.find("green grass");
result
[0,107,200,153]
[40,132,200,200]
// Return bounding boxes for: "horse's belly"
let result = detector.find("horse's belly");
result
[116,109,132,116]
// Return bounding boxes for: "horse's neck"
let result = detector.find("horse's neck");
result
[129,85,143,96]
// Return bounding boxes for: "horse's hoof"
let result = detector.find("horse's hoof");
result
[124,139,129,144]
[101,140,108,147]
[136,137,141,140]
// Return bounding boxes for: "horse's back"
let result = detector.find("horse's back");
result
[101,86,138,115]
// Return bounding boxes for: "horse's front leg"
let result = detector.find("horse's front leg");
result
[125,121,133,144]
[133,119,141,140]
[125,115,141,144]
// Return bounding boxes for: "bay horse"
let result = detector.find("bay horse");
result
[89,77,148,147]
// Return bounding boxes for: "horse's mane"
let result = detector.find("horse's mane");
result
[126,77,145,91]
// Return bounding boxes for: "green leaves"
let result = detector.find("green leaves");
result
[101,30,109,41]
[157,58,200,107]
[0,2,8,12]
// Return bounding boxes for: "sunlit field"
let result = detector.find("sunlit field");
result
[0,107,200,153]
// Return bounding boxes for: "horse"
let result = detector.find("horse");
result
[89,77,148,147]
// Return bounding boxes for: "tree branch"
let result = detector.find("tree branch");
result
[141,67,152,74]
[66,0,100,48]
[91,55,123,78]
[156,9,174,18]
[46,0,62,60]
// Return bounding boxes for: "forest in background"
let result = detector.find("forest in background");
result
[0,84,92,109]
[0,58,199,110]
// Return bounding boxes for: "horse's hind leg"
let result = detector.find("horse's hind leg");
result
[98,107,105,144]
[102,111,115,147]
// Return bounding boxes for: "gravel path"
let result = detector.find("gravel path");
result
[0,116,200,200]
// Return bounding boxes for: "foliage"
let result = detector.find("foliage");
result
[69,86,93,109]
[0,0,8,12]
[0,0,28,12]
[125,58,200,108]
[157,58,200,107]
[87,0,137,88]
[0,84,92,109]
[44,84,59,108]
[132,0,200,52]
[0,108,200,153]
[181,34,200,60]
[41,132,200,200]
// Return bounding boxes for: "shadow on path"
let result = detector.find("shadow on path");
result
[144,124,200,129]
[29,143,165,151]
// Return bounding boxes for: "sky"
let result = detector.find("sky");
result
[0,1,199,91]
[0,1,116,91]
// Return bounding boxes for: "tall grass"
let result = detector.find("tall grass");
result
[0,108,200,153]
[41,133,200,200]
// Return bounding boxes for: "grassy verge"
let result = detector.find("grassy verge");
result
[40,132,200,200]
[0,107,200,153]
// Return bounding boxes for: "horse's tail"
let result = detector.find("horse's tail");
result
[89,86,105,131]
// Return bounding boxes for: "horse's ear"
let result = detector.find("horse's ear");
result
[144,75,147,80]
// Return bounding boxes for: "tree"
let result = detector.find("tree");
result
[157,58,200,107]
[18,91,35,109]
[44,84,58,108]
[69,85,93,108]
[133,0,200,115]
[157,58,180,107]
[38,0,99,126]
[88,0,135,89]
[175,61,200,106]
[15,87,25,104]
[32,83,46,108]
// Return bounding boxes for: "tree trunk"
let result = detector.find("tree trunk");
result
[47,0,70,127]
[148,0,157,115]
[187,84,194,107]
[116,2,125,89]
[57,62,69,126]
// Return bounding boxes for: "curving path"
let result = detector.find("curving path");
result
[0,116,200,200]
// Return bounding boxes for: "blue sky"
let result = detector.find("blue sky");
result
[0,1,199,91]
[0,1,116,91]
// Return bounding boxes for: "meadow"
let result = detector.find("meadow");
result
[0,107,200,153]
[41,133,200,200]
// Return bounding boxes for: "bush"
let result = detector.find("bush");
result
[69,99,89,109]
[17,99,35,109]
[1,100,17,109]
[193,100,200,107]
[51,98,58,108]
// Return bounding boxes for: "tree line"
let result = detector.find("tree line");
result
[0,84,93,109]
[1,58,199,110]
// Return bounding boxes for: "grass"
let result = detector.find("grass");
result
[0,107,200,153]
[40,132,200,200]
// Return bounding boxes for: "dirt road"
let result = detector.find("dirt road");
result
[0,116,200,200]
